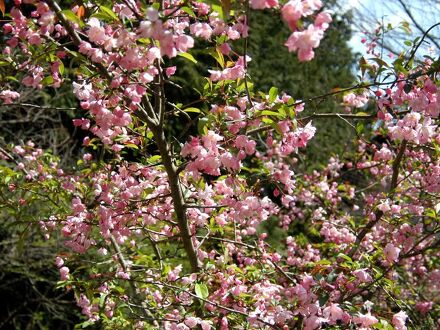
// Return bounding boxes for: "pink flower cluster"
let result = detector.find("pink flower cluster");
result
[387,111,437,144]
[250,0,279,10]
[0,90,20,104]
[282,1,332,61]
[279,121,317,154]
[343,91,369,109]
[182,130,245,177]
[208,56,249,82]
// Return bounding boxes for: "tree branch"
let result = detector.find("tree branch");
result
[348,139,407,257]
[46,0,112,82]
[148,124,201,272]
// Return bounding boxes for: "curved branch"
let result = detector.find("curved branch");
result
[348,139,407,257]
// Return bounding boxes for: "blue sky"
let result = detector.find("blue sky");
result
[341,0,440,55]
[342,0,411,53]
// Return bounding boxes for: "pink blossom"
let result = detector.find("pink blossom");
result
[281,0,304,30]
[219,43,231,55]
[0,90,20,104]
[12,146,26,155]
[235,135,256,155]
[87,18,107,44]
[175,35,194,53]
[59,266,70,280]
[220,152,241,171]
[138,20,153,38]
[415,301,433,314]
[73,82,93,101]
[166,66,177,77]
[199,320,212,330]
[159,32,176,58]
[146,8,159,22]
[353,269,373,282]
[304,315,327,330]
[3,23,13,34]
[190,23,213,40]
[250,0,279,10]
[184,317,200,328]
[343,92,369,108]
[377,200,391,213]
[208,56,249,81]
[384,243,401,263]
[116,271,130,279]
[202,130,223,150]
[353,312,378,328]
[323,303,343,324]
[55,256,64,268]
[374,146,393,161]
[285,25,324,61]
[314,12,332,29]
[392,311,408,330]
[167,265,183,281]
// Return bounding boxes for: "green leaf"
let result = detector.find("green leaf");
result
[181,6,196,17]
[393,58,408,74]
[74,320,96,329]
[355,112,371,117]
[195,283,209,299]
[318,293,329,306]
[399,21,412,35]
[61,10,85,28]
[184,107,201,113]
[99,294,108,308]
[258,110,285,118]
[236,80,253,93]
[65,49,80,58]
[356,122,364,135]
[211,4,225,20]
[359,56,367,77]
[147,155,161,164]
[198,117,209,135]
[41,76,54,86]
[268,86,278,103]
[178,52,197,64]
[91,6,118,22]
[261,117,274,124]
[369,57,389,68]
[210,48,225,69]
[124,143,139,150]
[5,76,18,82]
[99,6,118,21]
[58,61,65,75]
[271,122,282,135]
[373,319,393,330]
[337,253,353,263]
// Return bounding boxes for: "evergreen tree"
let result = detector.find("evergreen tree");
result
[247,6,358,166]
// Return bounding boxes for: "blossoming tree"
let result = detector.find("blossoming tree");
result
[0,0,439,329]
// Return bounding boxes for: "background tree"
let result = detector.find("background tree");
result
[248,4,358,166]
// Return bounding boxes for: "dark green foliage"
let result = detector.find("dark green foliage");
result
[0,189,82,330]
[0,227,82,330]
[247,7,358,167]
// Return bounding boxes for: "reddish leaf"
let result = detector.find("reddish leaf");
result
[0,0,5,17]
[76,5,85,19]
